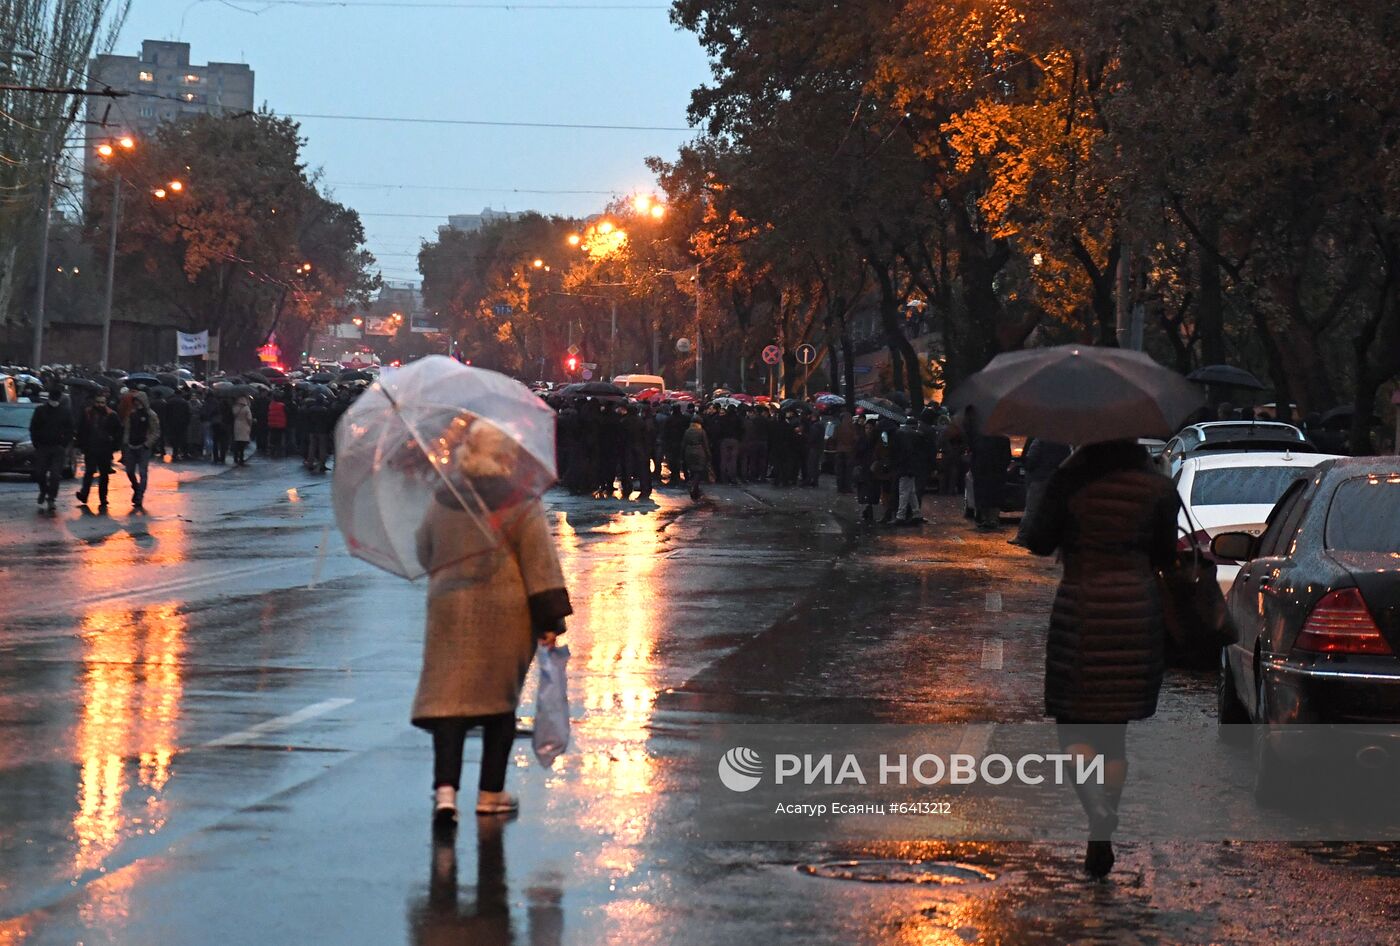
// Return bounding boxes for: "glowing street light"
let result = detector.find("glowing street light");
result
[96,143,114,158]
[118,136,135,150]
[567,233,581,247]
[532,258,544,269]
[168,179,183,192]
[650,203,666,219]
[153,187,167,199]
[598,220,615,235]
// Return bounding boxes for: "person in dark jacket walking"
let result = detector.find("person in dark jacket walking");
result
[967,406,1012,530]
[122,391,161,511]
[76,394,122,509]
[1022,439,1178,879]
[29,387,74,511]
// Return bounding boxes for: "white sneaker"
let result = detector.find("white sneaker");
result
[433,786,457,824]
[475,790,518,814]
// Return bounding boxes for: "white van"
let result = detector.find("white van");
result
[612,374,666,396]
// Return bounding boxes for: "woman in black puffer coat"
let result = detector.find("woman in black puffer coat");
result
[1023,439,1178,879]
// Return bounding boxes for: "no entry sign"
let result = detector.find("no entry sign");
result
[761,345,783,366]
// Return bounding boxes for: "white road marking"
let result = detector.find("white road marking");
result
[984,591,1003,611]
[981,639,1004,670]
[23,560,289,617]
[307,525,332,589]
[955,723,995,761]
[200,698,354,748]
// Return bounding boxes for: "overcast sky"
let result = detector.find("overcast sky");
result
[112,0,710,285]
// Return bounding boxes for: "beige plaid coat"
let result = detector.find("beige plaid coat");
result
[410,499,569,725]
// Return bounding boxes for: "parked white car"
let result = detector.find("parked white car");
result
[1174,451,1343,594]
[1160,421,1313,476]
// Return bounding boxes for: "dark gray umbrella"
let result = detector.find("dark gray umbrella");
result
[565,381,627,399]
[945,345,1205,444]
[148,385,176,399]
[309,372,336,383]
[155,371,180,388]
[856,398,905,422]
[64,377,105,393]
[125,372,160,389]
[1187,364,1265,390]
[339,369,375,383]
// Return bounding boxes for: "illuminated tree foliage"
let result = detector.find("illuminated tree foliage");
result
[98,111,378,368]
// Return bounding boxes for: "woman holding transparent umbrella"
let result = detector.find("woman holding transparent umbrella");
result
[332,357,572,834]
[410,420,573,827]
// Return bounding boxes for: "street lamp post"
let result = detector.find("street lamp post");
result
[95,135,139,369]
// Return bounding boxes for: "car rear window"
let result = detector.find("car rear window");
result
[1189,465,1312,506]
[1325,477,1400,552]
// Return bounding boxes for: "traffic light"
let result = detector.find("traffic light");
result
[565,355,579,375]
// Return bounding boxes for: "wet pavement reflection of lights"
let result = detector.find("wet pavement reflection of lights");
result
[552,509,667,877]
[72,604,187,886]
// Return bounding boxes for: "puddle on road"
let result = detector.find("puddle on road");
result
[799,859,997,886]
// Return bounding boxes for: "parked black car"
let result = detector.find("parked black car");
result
[0,402,76,479]
[1212,457,1400,804]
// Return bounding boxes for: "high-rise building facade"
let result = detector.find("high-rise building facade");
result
[84,41,254,181]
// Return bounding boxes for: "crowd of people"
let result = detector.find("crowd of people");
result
[547,392,1013,526]
[11,364,367,513]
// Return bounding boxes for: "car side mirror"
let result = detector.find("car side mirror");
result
[1211,532,1257,563]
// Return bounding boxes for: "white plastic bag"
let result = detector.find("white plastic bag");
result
[532,644,571,768]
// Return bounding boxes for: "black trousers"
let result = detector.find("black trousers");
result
[431,714,515,793]
[78,452,112,503]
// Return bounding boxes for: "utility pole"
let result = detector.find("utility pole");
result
[1114,235,1131,349]
[31,132,55,367]
[609,297,617,381]
[694,264,703,392]
[99,174,122,370]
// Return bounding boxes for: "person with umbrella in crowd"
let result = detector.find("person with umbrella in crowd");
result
[411,423,573,825]
[890,414,928,524]
[831,410,858,493]
[331,357,570,830]
[165,390,191,461]
[185,392,206,461]
[266,393,289,459]
[29,385,74,512]
[683,416,712,501]
[953,344,1203,880]
[802,411,826,488]
[1022,439,1177,878]
[967,406,1012,531]
[231,396,254,466]
[121,391,161,511]
[304,395,334,472]
[75,393,122,510]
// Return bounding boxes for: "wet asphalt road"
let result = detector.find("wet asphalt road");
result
[0,458,1397,945]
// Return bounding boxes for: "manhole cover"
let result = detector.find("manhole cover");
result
[798,859,996,885]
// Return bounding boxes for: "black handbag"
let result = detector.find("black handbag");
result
[1159,505,1235,669]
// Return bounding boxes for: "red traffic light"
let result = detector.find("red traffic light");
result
[565,355,579,372]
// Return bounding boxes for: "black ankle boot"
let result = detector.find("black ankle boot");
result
[1084,839,1115,878]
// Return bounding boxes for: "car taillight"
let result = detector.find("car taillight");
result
[1296,588,1393,655]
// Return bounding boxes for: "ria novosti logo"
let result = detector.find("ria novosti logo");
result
[718,747,764,792]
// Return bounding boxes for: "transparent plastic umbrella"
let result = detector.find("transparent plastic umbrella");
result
[332,356,557,580]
